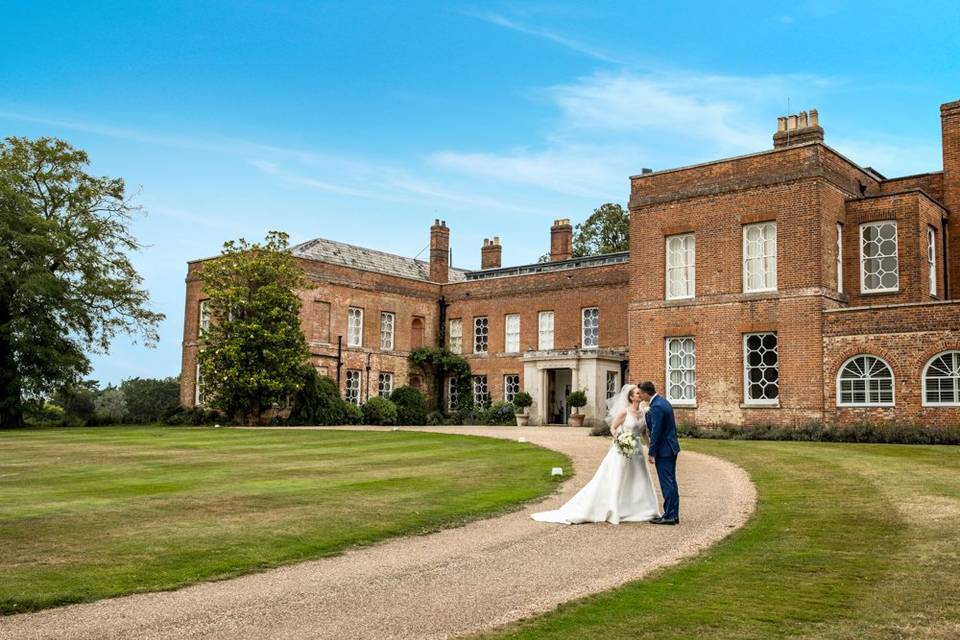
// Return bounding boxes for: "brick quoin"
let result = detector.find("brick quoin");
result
[181,99,960,427]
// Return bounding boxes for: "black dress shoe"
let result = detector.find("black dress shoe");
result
[651,517,679,525]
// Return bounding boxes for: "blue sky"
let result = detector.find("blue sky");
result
[2,1,958,385]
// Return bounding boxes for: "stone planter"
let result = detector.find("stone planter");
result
[568,413,585,428]
[515,413,530,427]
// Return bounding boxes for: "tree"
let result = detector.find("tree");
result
[537,203,629,262]
[94,385,128,423]
[571,203,629,257]
[197,231,312,424]
[0,137,163,428]
[120,376,180,423]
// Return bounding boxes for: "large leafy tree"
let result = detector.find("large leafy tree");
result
[0,137,162,428]
[197,231,312,424]
[538,203,630,262]
[571,202,630,257]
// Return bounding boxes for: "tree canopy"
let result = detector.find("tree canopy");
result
[196,231,312,424]
[539,203,629,262]
[0,137,162,427]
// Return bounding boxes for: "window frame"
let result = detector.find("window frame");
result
[504,374,520,403]
[377,371,394,398]
[605,371,619,399]
[581,307,599,349]
[927,226,937,297]
[922,350,960,407]
[859,220,899,294]
[742,221,778,294]
[473,316,489,354]
[665,336,697,406]
[742,332,780,406]
[345,369,362,405]
[665,233,696,300]
[538,311,555,350]
[198,299,210,337]
[447,376,460,410]
[504,314,520,353]
[836,355,895,408]
[195,362,205,406]
[836,223,844,293]
[472,375,489,407]
[347,307,364,347]
[380,312,395,351]
[448,318,463,354]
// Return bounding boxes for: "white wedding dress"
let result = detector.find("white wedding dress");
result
[532,409,660,525]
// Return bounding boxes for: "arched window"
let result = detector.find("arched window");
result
[922,351,960,406]
[837,355,894,407]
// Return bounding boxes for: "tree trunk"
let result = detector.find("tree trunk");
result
[0,297,23,428]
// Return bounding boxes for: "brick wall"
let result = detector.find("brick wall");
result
[941,101,960,299]
[842,192,947,306]
[822,301,960,426]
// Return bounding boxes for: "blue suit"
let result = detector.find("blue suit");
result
[645,394,680,520]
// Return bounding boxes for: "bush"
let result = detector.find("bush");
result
[362,396,398,425]
[342,401,362,425]
[94,386,128,424]
[120,377,180,423]
[23,400,64,426]
[162,406,222,426]
[483,401,516,425]
[512,391,533,413]
[566,390,587,412]
[389,385,428,425]
[677,420,960,446]
[288,368,354,426]
[425,410,446,426]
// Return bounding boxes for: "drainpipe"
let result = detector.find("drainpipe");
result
[336,335,343,386]
[365,351,372,402]
[436,295,448,409]
[943,218,951,299]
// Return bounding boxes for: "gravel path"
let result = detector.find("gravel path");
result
[0,426,756,640]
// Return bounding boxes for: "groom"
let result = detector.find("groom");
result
[638,381,680,525]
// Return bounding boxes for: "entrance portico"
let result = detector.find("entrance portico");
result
[522,348,628,427]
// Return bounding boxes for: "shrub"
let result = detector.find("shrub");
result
[23,400,64,426]
[288,368,353,426]
[566,390,587,413]
[483,401,516,425]
[389,385,428,425]
[57,383,98,427]
[512,391,533,413]
[337,402,362,425]
[120,377,180,423]
[362,396,398,425]
[677,420,960,446]
[162,406,222,426]
[425,410,446,426]
[94,386,128,424]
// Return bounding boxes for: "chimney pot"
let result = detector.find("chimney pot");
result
[550,218,573,262]
[809,109,819,127]
[777,116,787,132]
[641,167,653,174]
[480,233,502,269]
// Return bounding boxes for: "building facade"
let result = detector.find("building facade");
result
[181,99,960,427]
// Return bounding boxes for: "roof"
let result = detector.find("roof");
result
[463,251,629,281]
[291,237,468,283]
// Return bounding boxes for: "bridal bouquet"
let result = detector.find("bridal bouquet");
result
[614,430,638,459]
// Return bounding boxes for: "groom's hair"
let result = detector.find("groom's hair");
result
[638,381,656,395]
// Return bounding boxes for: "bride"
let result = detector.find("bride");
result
[531,384,660,524]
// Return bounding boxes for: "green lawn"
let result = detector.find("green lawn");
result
[0,426,568,615]
[481,440,960,639]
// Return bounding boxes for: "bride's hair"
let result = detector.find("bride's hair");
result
[604,383,638,428]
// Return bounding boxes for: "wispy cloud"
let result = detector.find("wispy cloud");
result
[468,12,627,65]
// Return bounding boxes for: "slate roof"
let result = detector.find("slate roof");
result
[291,237,468,283]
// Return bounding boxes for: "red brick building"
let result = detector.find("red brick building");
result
[181,100,960,427]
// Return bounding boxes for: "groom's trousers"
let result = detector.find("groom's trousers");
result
[654,455,679,520]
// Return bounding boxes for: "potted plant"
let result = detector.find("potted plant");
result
[513,391,533,426]
[566,389,587,427]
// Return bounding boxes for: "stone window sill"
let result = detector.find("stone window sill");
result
[740,402,781,409]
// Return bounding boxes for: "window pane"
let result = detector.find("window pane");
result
[860,222,899,292]
[744,333,778,402]
[666,337,696,403]
[474,317,488,353]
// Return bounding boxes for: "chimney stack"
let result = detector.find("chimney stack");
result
[429,219,450,283]
[941,100,960,297]
[550,219,573,262]
[773,108,824,148]
[480,236,502,269]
